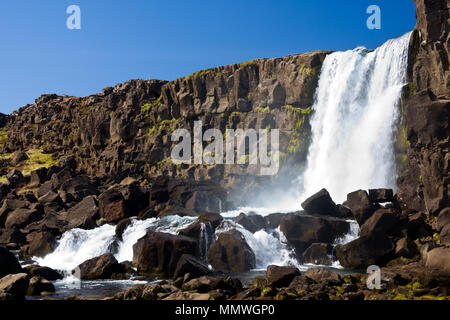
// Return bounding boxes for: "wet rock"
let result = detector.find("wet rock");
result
[368,188,394,203]
[301,189,338,216]
[234,212,267,233]
[280,213,349,256]
[335,234,395,269]
[157,205,197,218]
[265,265,300,288]
[346,190,376,226]
[197,212,223,229]
[265,213,285,229]
[115,218,132,241]
[75,253,127,280]
[25,265,63,281]
[207,230,256,272]
[0,246,22,278]
[0,273,29,300]
[302,243,333,265]
[27,276,55,296]
[133,231,198,277]
[173,254,211,279]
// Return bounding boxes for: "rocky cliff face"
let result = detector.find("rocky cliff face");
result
[0,50,330,204]
[397,0,449,218]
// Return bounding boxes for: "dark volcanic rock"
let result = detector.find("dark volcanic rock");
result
[182,275,242,294]
[368,188,394,203]
[305,268,341,285]
[64,195,99,230]
[6,169,23,187]
[27,276,55,296]
[280,213,349,256]
[265,265,300,288]
[302,243,333,265]
[0,273,29,300]
[26,231,57,258]
[197,212,223,229]
[301,189,338,216]
[5,207,42,229]
[173,254,211,279]
[234,212,267,233]
[346,190,376,226]
[133,231,198,277]
[25,265,63,281]
[207,230,256,272]
[75,253,127,280]
[358,208,402,238]
[99,188,129,223]
[265,213,285,229]
[0,246,22,278]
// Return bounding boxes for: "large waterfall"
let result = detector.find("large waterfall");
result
[35,33,410,277]
[301,32,410,203]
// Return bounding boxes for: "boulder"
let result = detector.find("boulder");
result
[115,218,132,241]
[206,230,256,272]
[37,181,56,198]
[0,229,26,246]
[301,189,338,216]
[335,234,395,269]
[302,243,333,265]
[25,265,63,281]
[27,276,55,296]
[60,175,97,201]
[440,224,450,246]
[368,188,394,203]
[26,231,57,257]
[5,207,42,229]
[280,214,349,255]
[0,199,29,228]
[425,247,450,275]
[346,190,376,226]
[117,182,149,215]
[50,168,72,189]
[287,275,314,293]
[57,155,77,171]
[234,213,267,233]
[75,253,127,280]
[98,188,129,223]
[6,169,23,186]
[265,265,300,288]
[305,268,341,284]
[335,204,354,219]
[395,237,417,258]
[23,211,67,236]
[173,254,210,279]
[38,191,64,213]
[197,212,223,229]
[133,231,198,277]
[406,212,433,239]
[0,273,29,300]
[265,213,285,229]
[182,275,242,294]
[64,195,99,230]
[358,208,402,238]
[436,208,450,232]
[0,246,22,278]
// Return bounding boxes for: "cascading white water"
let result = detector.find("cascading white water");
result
[301,32,411,203]
[34,33,411,278]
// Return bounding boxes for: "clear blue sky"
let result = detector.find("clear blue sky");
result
[0,0,416,114]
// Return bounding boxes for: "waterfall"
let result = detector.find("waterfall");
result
[34,33,411,278]
[301,32,410,203]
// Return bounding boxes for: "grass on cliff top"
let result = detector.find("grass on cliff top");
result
[0,148,58,183]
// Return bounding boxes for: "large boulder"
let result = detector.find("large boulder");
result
[280,214,349,256]
[358,208,402,238]
[425,247,450,275]
[27,276,55,296]
[0,246,22,278]
[335,234,395,269]
[173,254,211,279]
[406,212,433,239]
[265,265,300,288]
[301,189,338,216]
[26,231,57,258]
[64,195,99,230]
[133,231,198,277]
[0,273,29,300]
[98,187,131,223]
[207,230,256,272]
[368,188,394,203]
[75,253,127,280]
[234,213,267,233]
[302,243,333,265]
[304,268,341,284]
[0,229,26,247]
[346,190,376,226]
[0,199,28,228]
[5,207,42,229]
[25,265,63,281]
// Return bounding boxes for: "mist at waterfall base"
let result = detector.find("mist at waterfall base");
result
[32,32,410,297]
